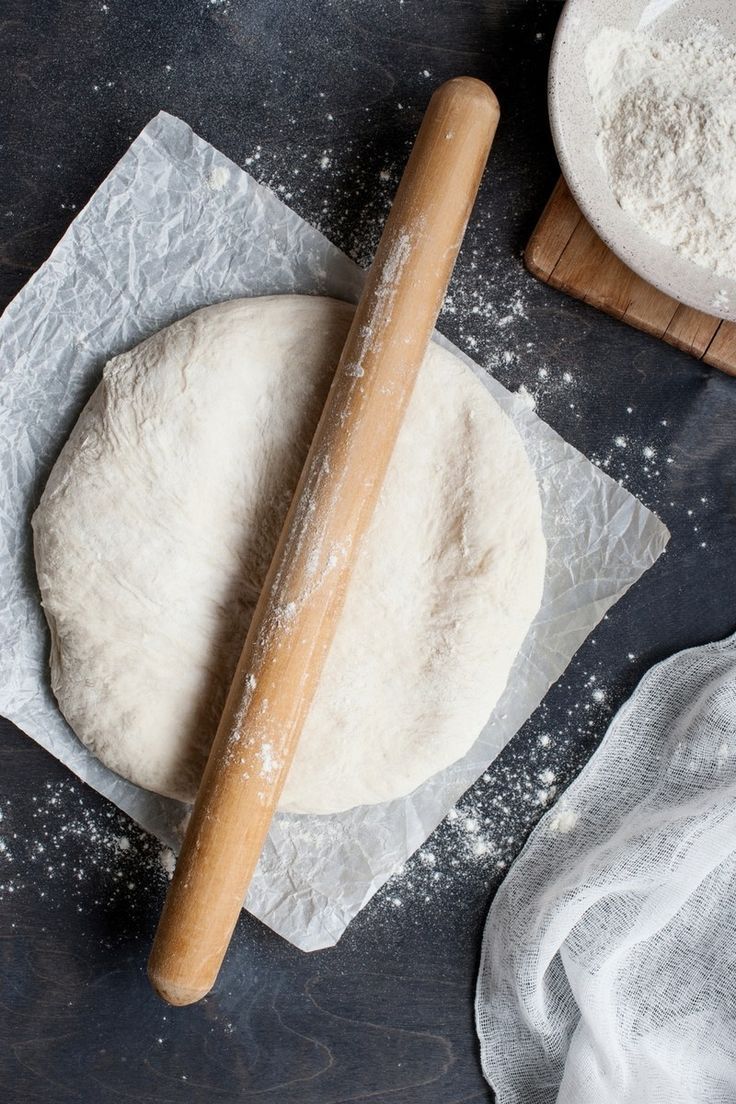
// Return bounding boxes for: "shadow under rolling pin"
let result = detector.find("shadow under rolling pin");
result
[148,75,500,1006]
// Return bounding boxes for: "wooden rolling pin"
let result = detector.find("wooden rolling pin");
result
[148,76,500,1006]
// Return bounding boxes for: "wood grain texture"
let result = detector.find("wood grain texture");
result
[525,178,736,375]
[664,305,721,358]
[524,176,582,281]
[704,321,736,377]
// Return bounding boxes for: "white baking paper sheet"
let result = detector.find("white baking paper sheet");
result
[0,112,669,951]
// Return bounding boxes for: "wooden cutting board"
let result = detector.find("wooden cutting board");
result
[525,178,736,378]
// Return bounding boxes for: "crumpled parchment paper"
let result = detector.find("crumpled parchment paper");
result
[0,112,669,951]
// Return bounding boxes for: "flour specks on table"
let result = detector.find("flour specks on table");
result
[371,657,622,917]
[1,81,701,923]
[236,126,538,375]
[0,626,621,922]
[230,98,700,538]
[0,783,175,913]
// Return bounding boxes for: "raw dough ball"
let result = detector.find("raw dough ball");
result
[33,295,546,815]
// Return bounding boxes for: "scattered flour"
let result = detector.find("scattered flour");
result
[515,384,536,411]
[159,847,177,879]
[0,640,628,928]
[586,22,736,276]
[207,165,230,191]
[236,124,537,386]
[8,44,698,924]
[369,639,637,921]
[0,782,178,909]
[549,806,579,834]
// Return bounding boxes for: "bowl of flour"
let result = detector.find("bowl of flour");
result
[549,0,736,320]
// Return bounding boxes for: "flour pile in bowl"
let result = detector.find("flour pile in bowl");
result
[586,22,736,277]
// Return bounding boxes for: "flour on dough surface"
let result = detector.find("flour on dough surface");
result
[33,295,546,815]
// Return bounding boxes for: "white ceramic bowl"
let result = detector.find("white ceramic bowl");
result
[549,0,736,321]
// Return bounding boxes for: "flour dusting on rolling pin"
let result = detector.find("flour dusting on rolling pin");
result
[586,22,736,277]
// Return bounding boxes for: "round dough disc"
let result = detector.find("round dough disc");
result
[33,295,546,815]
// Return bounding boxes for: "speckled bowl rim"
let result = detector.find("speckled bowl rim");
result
[548,0,736,323]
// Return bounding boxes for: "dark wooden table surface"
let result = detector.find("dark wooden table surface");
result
[2,2,735,1101]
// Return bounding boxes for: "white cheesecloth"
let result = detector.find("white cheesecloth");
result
[476,632,736,1104]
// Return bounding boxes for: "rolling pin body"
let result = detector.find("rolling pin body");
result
[148,77,499,1005]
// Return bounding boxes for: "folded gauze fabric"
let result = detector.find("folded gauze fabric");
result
[476,633,736,1104]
